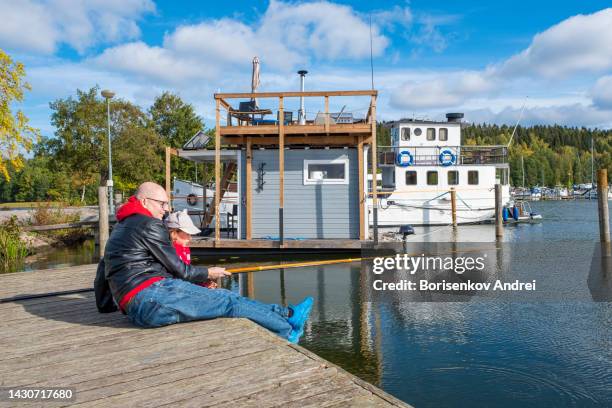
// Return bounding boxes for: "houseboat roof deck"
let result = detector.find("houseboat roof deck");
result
[215,90,377,143]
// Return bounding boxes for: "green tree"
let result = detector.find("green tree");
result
[0,49,40,181]
[149,92,204,181]
[48,87,165,202]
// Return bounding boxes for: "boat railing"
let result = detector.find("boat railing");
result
[378,145,508,166]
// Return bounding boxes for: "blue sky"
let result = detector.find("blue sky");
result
[1,0,612,138]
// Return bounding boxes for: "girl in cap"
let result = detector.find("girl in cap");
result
[166,209,217,289]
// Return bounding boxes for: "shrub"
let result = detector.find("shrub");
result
[0,216,29,273]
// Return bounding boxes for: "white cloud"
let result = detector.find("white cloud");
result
[498,8,612,78]
[0,0,155,54]
[390,70,496,109]
[465,104,612,129]
[93,0,390,83]
[591,75,612,110]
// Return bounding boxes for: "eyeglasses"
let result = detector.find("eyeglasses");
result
[147,197,169,209]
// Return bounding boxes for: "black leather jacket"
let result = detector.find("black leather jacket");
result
[103,213,208,305]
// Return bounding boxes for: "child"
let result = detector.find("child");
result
[165,209,217,289]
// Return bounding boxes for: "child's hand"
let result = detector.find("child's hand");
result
[202,280,218,289]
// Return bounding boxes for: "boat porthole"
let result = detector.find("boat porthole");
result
[187,194,198,206]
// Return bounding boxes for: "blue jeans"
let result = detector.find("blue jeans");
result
[126,279,292,339]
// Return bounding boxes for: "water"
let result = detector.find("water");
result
[204,200,611,407]
[6,200,611,406]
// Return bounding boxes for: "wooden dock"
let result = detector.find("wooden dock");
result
[0,265,410,407]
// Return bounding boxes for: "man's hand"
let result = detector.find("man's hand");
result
[208,267,231,279]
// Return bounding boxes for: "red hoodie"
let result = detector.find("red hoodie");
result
[115,196,164,312]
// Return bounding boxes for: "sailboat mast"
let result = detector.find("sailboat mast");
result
[521,155,525,188]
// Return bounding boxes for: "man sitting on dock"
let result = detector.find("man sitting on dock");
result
[95,181,313,343]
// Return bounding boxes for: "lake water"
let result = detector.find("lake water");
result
[8,200,612,407]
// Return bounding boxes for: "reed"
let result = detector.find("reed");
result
[0,217,29,272]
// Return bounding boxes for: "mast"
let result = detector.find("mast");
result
[521,155,525,188]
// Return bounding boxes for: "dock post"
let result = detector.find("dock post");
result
[495,184,503,238]
[597,169,610,243]
[450,188,457,228]
[98,185,109,257]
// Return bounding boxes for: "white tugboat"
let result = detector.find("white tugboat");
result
[370,113,512,226]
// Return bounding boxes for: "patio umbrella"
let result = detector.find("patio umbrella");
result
[251,56,260,108]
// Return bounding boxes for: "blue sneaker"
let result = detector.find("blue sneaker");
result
[287,296,313,333]
[287,328,302,344]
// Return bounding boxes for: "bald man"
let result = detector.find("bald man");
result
[95,182,312,343]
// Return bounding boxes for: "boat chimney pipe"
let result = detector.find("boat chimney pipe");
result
[298,70,308,125]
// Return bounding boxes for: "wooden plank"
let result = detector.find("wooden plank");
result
[215,90,378,99]
[358,134,365,240]
[189,239,363,249]
[215,98,221,241]
[220,124,371,136]
[222,135,359,146]
[246,136,253,240]
[370,95,378,208]
[324,95,330,133]
[279,96,285,247]
[165,147,177,198]
[0,265,410,407]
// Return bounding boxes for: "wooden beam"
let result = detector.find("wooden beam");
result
[324,96,330,133]
[215,90,378,99]
[279,96,285,246]
[221,135,358,146]
[215,99,221,242]
[165,147,177,199]
[217,97,231,110]
[370,95,378,242]
[357,135,365,240]
[220,123,371,136]
[246,137,252,240]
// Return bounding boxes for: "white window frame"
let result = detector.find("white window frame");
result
[303,158,349,185]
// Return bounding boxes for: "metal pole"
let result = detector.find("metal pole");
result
[106,97,114,214]
[298,70,307,125]
[450,188,457,228]
[98,186,109,257]
[597,169,610,243]
[495,184,503,238]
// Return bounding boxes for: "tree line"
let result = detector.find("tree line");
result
[462,123,611,187]
[0,87,213,204]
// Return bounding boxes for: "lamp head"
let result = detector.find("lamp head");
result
[101,90,115,99]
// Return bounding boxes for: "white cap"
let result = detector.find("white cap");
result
[165,209,201,235]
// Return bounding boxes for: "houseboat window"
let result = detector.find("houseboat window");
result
[426,128,435,141]
[303,159,349,185]
[439,128,448,141]
[468,170,479,185]
[447,170,459,185]
[427,171,438,185]
[405,171,417,185]
[414,128,422,136]
[401,127,410,141]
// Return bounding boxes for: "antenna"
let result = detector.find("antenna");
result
[369,14,374,90]
[507,98,528,147]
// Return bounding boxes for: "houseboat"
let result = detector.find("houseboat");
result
[371,113,512,226]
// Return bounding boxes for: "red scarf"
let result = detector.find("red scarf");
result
[173,242,191,265]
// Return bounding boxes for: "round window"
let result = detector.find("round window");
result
[414,127,422,136]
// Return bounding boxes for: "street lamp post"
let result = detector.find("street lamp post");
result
[101,89,115,214]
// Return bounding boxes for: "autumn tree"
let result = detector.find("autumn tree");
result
[0,49,40,181]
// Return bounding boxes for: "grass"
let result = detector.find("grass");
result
[0,216,29,273]
[0,202,64,209]
[27,203,91,245]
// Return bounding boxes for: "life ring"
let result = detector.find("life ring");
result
[187,194,198,206]
[396,150,414,167]
[439,149,456,166]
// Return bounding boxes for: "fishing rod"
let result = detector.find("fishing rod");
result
[0,246,498,303]
[0,257,365,304]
